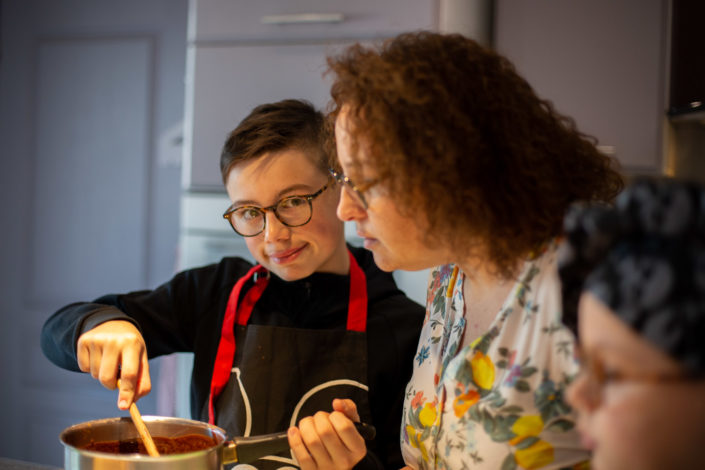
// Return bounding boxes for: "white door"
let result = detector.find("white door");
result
[0,1,187,465]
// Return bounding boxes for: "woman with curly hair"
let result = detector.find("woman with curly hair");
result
[315,31,624,469]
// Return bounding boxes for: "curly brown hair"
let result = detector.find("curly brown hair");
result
[326,31,624,277]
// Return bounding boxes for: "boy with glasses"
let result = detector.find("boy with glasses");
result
[41,99,424,470]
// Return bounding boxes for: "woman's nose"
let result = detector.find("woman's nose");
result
[336,187,366,222]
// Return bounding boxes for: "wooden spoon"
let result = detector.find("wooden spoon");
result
[118,379,160,457]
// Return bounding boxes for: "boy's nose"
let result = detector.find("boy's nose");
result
[263,211,290,241]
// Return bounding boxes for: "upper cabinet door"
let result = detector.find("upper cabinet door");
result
[494,0,667,174]
[190,0,436,42]
[183,0,436,190]
[184,41,358,190]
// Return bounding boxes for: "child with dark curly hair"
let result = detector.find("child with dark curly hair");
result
[560,177,705,470]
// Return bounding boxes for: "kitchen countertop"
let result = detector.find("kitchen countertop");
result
[0,458,60,470]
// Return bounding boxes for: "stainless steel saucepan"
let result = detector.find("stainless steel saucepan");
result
[60,415,375,470]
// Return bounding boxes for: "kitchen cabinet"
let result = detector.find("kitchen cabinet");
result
[494,0,668,175]
[182,0,436,190]
[0,1,188,466]
[184,41,356,190]
[190,0,436,43]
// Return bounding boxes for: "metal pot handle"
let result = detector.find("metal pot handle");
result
[222,422,376,465]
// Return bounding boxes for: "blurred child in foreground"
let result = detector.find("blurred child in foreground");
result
[559,177,705,470]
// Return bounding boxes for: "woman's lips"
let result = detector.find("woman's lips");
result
[268,245,306,264]
[357,230,375,241]
[363,238,377,250]
[357,231,378,250]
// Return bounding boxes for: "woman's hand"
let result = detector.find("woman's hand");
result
[76,320,151,409]
[287,399,366,470]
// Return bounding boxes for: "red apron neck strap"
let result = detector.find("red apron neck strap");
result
[346,250,367,332]
[209,264,269,423]
[235,267,270,326]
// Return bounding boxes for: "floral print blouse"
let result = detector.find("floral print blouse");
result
[400,243,590,470]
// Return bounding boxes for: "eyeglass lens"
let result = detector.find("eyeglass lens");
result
[229,196,312,236]
[329,169,368,209]
[575,349,692,406]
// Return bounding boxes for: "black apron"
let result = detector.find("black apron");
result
[207,250,372,470]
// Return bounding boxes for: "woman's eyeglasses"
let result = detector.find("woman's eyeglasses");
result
[328,168,378,210]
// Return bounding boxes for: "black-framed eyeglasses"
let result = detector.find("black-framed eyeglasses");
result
[575,347,698,403]
[328,168,378,210]
[223,181,331,237]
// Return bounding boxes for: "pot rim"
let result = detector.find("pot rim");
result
[60,415,228,461]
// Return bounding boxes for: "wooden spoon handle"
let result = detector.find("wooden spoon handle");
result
[128,402,160,457]
[118,379,160,457]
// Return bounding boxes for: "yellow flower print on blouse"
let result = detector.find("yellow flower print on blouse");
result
[404,392,442,465]
[400,250,588,469]
[453,385,480,417]
[510,415,543,439]
[515,439,554,469]
[508,415,555,469]
[405,424,430,463]
[470,349,495,390]
[419,402,438,427]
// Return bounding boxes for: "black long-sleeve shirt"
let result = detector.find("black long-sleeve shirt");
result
[41,245,425,469]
